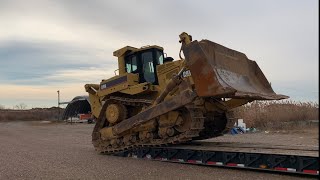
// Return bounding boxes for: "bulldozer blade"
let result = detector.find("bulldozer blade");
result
[182,40,288,100]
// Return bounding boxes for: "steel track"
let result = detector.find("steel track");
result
[92,94,235,154]
[93,103,206,154]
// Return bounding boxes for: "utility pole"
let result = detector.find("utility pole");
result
[57,90,60,120]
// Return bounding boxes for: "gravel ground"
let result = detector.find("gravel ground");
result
[0,121,318,180]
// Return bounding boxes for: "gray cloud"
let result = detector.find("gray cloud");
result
[0,40,116,85]
[0,0,318,107]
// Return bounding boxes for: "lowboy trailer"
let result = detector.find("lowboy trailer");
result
[112,141,319,176]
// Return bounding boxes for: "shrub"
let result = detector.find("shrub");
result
[233,100,319,129]
[0,107,63,121]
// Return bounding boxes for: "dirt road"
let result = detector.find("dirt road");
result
[0,121,317,180]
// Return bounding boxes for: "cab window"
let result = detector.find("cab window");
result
[141,51,155,83]
[125,55,138,73]
[156,50,164,65]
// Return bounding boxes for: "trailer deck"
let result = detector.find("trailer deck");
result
[113,140,319,176]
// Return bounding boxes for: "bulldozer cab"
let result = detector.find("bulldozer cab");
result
[123,47,164,84]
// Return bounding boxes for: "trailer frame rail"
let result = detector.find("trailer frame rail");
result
[113,146,319,176]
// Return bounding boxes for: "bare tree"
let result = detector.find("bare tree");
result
[14,103,27,110]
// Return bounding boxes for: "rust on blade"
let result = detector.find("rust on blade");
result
[182,40,288,100]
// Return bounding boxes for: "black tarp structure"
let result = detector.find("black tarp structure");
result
[62,96,91,120]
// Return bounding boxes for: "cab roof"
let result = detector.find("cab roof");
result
[113,45,163,58]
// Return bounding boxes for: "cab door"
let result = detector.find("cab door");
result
[141,51,156,84]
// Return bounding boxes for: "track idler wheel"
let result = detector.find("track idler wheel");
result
[139,131,155,143]
[166,128,175,137]
[174,109,192,133]
[106,103,127,124]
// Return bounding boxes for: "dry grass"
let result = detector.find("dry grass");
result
[0,107,63,122]
[0,101,318,131]
[233,100,319,130]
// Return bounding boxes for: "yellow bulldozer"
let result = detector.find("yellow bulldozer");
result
[85,32,288,153]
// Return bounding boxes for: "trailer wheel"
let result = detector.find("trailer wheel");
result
[88,119,93,124]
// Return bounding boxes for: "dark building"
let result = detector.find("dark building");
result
[62,96,91,120]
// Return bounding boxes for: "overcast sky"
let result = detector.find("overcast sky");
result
[0,0,318,108]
